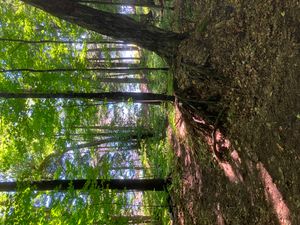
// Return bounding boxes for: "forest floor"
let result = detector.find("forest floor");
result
[167,0,300,224]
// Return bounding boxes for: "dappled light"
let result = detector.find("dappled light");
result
[0,0,299,224]
[175,103,188,139]
[218,161,243,183]
[216,143,243,183]
[193,114,244,183]
[257,162,291,225]
[215,203,226,225]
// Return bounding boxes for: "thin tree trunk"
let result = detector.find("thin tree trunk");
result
[62,101,157,107]
[88,63,142,68]
[87,57,141,61]
[0,67,168,73]
[66,133,152,151]
[0,179,170,192]
[111,215,154,224]
[93,77,147,84]
[70,137,125,150]
[73,125,142,130]
[0,92,175,103]
[56,130,153,138]
[0,37,123,45]
[84,0,175,11]
[75,0,162,9]
[95,73,141,78]
[38,137,138,171]
[20,0,186,60]
[110,166,147,170]
[87,46,139,52]
[95,73,131,78]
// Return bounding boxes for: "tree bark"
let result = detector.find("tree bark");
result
[0,179,170,192]
[20,0,186,60]
[93,77,147,84]
[87,63,143,68]
[57,130,153,138]
[109,166,146,170]
[87,57,140,61]
[75,0,160,8]
[73,125,144,130]
[38,136,139,171]
[0,67,168,73]
[67,137,127,150]
[87,46,139,52]
[111,215,154,224]
[0,37,123,45]
[0,92,174,103]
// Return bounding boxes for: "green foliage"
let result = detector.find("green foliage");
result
[141,50,173,94]
[140,104,174,178]
[2,184,130,224]
[143,191,170,225]
[0,0,174,224]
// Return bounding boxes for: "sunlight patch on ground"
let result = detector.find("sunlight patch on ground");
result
[257,162,291,225]
[175,103,188,139]
[214,203,226,225]
[218,161,242,183]
[202,127,244,183]
[217,149,243,183]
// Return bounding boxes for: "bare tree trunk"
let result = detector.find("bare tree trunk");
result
[0,67,168,73]
[75,0,159,8]
[56,130,153,138]
[0,92,174,103]
[0,179,170,192]
[73,125,142,130]
[111,215,155,224]
[110,166,147,170]
[87,46,139,52]
[20,0,186,60]
[78,0,174,12]
[0,37,123,45]
[91,60,140,68]
[87,57,141,61]
[92,77,147,84]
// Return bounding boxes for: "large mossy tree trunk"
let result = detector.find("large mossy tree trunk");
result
[21,0,186,61]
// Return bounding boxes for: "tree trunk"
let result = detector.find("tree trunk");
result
[58,130,153,138]
[0,67,168,73]
[87,46,139,52]
[110,166,147,170]
[69,137,137,150]
[38,136,139,172]
[75,0,159,8]
[0,92,174,103]
[0,37,123,45]
[88,63,143,68]
[93,77,147,84]
[87,57,141,61]
[20,0,186,60]
[111,215,154,224]
[73,125,143,130]
[0,179,170,192]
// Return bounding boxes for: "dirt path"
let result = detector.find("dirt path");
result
[169,0,300,224]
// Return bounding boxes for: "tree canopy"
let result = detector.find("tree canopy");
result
[1,0,299,224]
[0,0,175,223]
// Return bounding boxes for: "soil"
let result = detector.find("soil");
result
[168,0,300,224]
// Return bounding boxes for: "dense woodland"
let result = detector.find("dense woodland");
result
[1,0,300,225]
[0,0,175,224]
